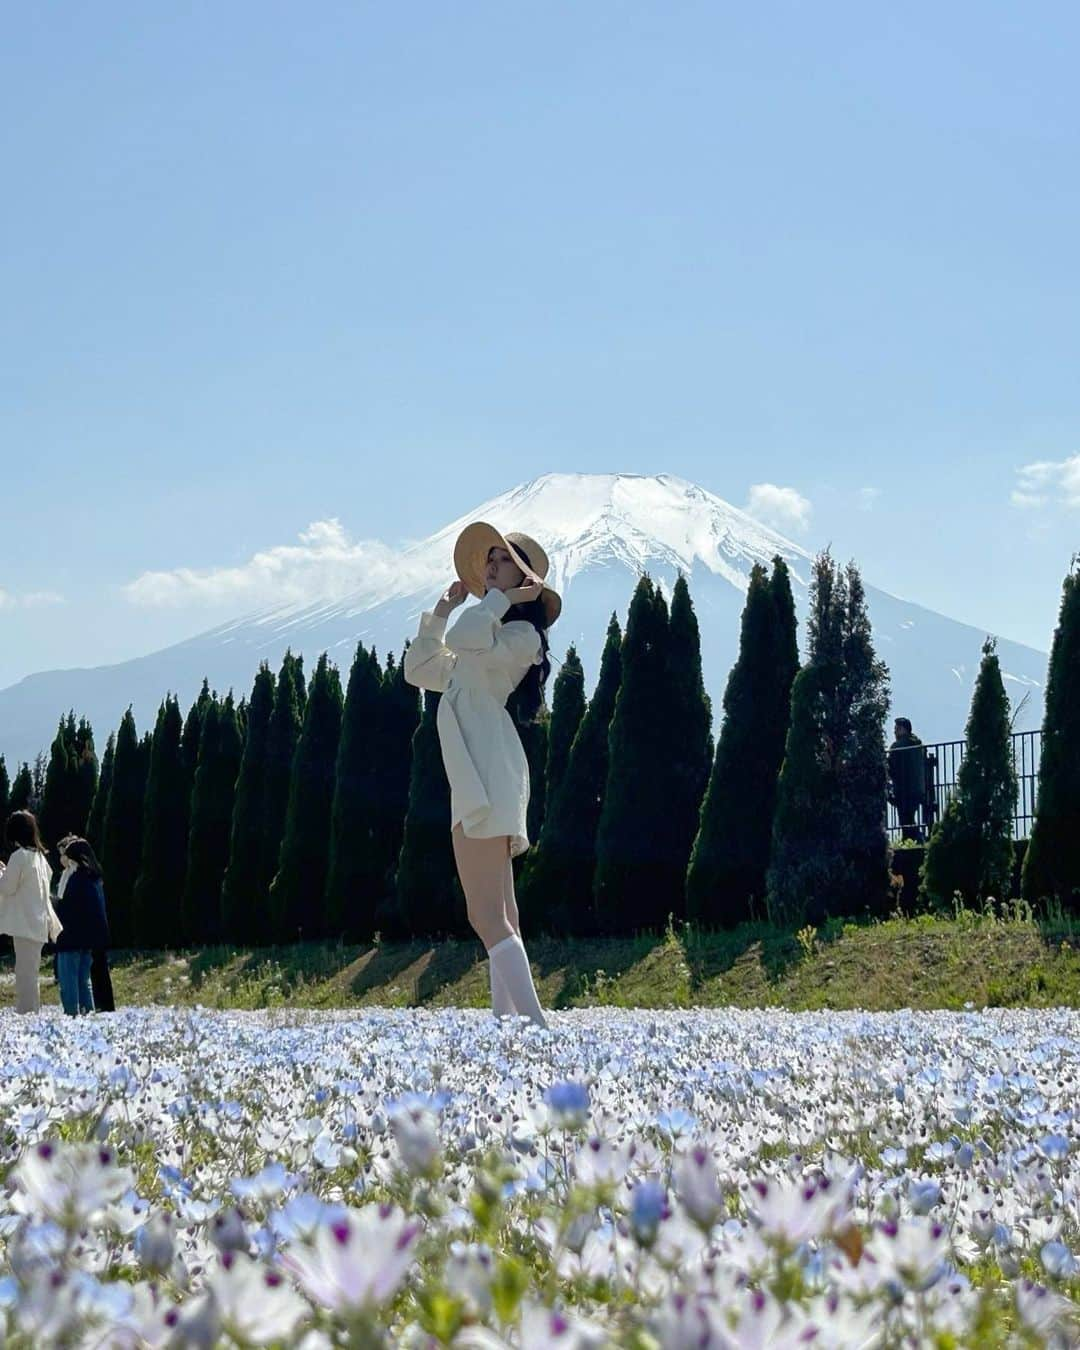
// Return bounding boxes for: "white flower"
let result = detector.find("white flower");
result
[673,1145,725,1229]
[206,1251,309,1344]
[14,1141,133,1227]
[279,1204,421,1311]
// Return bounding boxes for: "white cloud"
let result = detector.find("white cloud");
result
[857,486,881,512]
[744,483,813,534]
[1011,454,1080,511]
[0,586,65,609]
[123,518,422,611]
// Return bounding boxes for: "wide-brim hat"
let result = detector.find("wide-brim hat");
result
[453,522,562,628]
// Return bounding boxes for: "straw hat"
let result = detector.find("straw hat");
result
[453,522,562,627]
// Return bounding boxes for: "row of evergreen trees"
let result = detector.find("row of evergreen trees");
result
[3,554,1077,943]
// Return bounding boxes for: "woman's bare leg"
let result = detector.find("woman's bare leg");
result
[453,826,546,1026]
[503,847,521,937]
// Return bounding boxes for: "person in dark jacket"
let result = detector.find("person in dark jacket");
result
[887,718,928,842]
[54,837,111,1015]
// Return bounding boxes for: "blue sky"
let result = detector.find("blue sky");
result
[1,1,1078,689]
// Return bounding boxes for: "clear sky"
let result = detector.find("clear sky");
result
[2,1,1078,690]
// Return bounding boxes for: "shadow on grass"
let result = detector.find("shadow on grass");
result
[415,938,483,1003]
[349,942,426,999]
[681,921,806,991]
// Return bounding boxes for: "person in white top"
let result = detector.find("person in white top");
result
[0,810,63,1013]
[405,524,562,1029]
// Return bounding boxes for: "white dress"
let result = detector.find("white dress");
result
[404,588,542,858]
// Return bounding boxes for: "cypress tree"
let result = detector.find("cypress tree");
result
[0,755,9,823]
[520,615,623,933]
[101,709,147,947]
[665,576,713,918]
[40,716,78,850]
[922,638,1018,908]
[373,649,421,912]
[30,752,47,813]
[263,651,305,897]
[594,578,677,931]
[768,553,891,926]
[73,718,98,839]
[86,736,114,856]
[269,654,343,943]
[688,560,799,925]
[325,644,383,940]
[395,691,465,938]
[10,763,34,814]
[221,665,276,943]
[1023,561,1080,909]
[134,697,188,948]
[182,695,244,945]
[544,647,586,812]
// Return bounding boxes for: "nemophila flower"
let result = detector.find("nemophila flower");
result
[1038,1132,1071,1164]
[13,1141,133,1228]
[207,1251,309,1344]
[745,1173,851,1246]
[907,1179,942,1215]
[629,1179,668,1247]
[445,1240,495,1316]
[209,1204,249,1254]
[134,1209,176,1275]
[544,1081,590,1129]
[519,1300,607,1348]
[1040,1240,1079,1279]
[279,1204,421,1312]
[673,1145,725,1230]
[390,1103,442,1177]
[231,1160,292,1202]
[869,1217,949,1291]
[656,1107,696,1142]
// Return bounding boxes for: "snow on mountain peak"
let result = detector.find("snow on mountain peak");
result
[405,472,811,597]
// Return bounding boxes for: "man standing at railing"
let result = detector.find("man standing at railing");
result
[888,717,928,842]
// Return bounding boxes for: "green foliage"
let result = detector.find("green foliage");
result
[594,578,679,931]
[768,553,891,926]
[221,665,276,944]
[520,614,622,934]
[39,715,78,852]
[1023,561,1080,910]
[544,646,586,810]
[373,650,421,905]
[922,639,1018,908]
[101,709,148,946]
[0,755,9,825]
[85,736,114,857]
[182,695,244,945]
[688,557,798,926]
[395,691,464,938]
[664,575,713,920]
[325,644,384,940]
[270,654,344,943]
[134,697,188,948]
[262,652,305,903]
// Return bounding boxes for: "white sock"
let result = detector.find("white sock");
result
[488,935,548,1028]
[489,958,515,1016]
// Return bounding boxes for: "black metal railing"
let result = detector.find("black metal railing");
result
[885,729,1042,844]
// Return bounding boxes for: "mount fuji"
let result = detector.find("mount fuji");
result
[0,473,1047,767]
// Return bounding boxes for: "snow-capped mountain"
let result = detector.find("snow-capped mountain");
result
[0,473,1047,767]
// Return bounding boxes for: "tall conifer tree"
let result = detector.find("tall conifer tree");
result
[395,692,464,937]
[221,665,276,942]
[40,716,78,850]
[595,579,677,931]
[182,695,244,944]
[664,576,713,917]
[87,736,114,856]
[768,554,890,925]
[134,697,188,948]
[263,652,305,899]
[73,718,98,839]
[0,755,9,824]
[543,647,586,814]
[269,655,343,942]
[373,650,421,910]
[520,615,622,932]
[1022,561,1080,909]
[922,639,1017,908]
[689,565,785,923]
[102,709,147,946]
[10,763,34,814]
[325,645,383,939]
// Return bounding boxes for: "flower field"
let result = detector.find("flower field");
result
[1,1006,1078,1347]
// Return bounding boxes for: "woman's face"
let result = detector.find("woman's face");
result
[485,547,525,594]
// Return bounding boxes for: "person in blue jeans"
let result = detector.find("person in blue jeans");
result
[54,837,110,1016]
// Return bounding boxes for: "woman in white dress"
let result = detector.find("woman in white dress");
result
[0,810,63,1013]
[405,524,561,1028]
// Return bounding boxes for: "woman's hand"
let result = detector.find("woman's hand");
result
[506,576,544,607]
[433,580,469,619]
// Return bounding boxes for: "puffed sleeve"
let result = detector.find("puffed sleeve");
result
[403,611,457,692]
[444,589,542,669]
[0,850,23,897]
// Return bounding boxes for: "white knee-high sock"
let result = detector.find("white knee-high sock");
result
[489,958,515,1016]
[488,935,547,1028]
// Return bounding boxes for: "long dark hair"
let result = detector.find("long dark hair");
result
[502,544,552,724]
[5,810,46,854]
[63,837,103,881]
